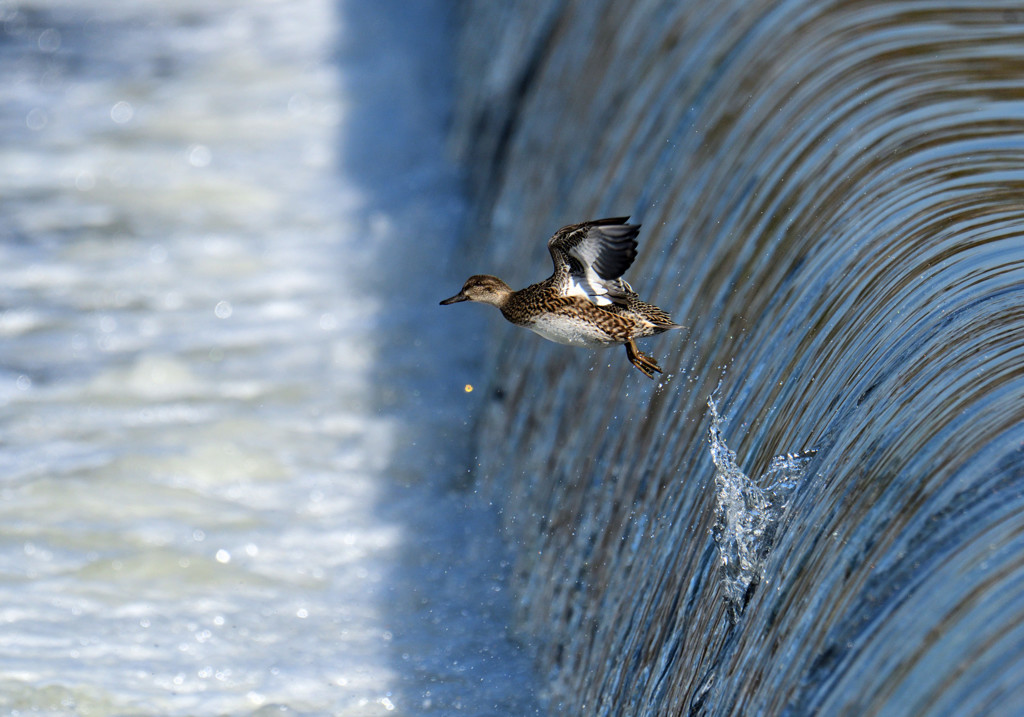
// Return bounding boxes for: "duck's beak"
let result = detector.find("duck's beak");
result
[439,291,468,305]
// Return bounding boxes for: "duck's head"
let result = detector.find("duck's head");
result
[440,274,513,308]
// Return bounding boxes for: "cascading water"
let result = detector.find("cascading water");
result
[453,1,1024,714]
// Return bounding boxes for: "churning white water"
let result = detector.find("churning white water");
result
[0,1,538,713]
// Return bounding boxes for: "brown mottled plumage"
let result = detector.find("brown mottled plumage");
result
[440,217,682,378]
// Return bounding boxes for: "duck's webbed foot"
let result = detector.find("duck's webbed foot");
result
[625,340,662,379]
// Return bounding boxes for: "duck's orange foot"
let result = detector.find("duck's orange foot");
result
[625,340,662,379]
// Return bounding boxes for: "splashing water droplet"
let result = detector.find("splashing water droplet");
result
[706,392,815,620]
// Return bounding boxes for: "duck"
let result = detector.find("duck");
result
[440,217,682,378]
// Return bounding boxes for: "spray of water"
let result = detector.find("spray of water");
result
[707,393,815,621]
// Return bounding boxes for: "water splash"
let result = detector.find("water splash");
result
[707,394,815,621]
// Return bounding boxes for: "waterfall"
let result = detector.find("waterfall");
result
[452,1,1024,713]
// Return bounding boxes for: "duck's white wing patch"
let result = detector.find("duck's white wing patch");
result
[565,274,614,305]
[548,218,641,306]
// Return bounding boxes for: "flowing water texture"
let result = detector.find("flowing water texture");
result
[0,1,537,714]
[452,0,1024,714]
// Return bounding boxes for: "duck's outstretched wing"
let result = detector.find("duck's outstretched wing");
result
[547,217,640,306]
